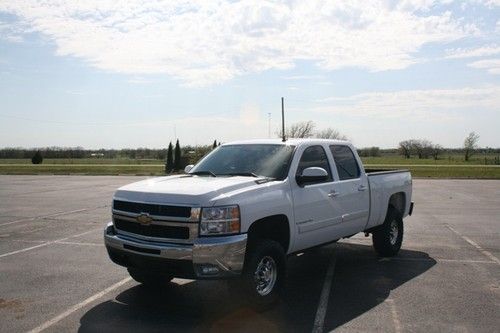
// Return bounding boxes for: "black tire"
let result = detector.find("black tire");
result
[372,207,404,257]
[127,268,173,287]
[229,239,286,309]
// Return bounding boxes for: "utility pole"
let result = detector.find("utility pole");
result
[268,113,271,138]
[281,97,286,142]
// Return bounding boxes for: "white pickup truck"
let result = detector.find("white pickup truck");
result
[105,139,413,304]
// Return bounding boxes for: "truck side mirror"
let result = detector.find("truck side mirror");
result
[184,165,194,173]
[296,167,328,186]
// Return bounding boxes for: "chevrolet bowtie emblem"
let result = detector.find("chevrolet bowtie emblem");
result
[136,213,153,225]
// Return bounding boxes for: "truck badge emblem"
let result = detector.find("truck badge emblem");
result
[137,213,152,225]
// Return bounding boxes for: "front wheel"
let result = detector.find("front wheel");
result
[229,239,286,308]
[372,207,404,257]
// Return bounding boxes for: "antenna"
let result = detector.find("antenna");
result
[281,97,286,142]
[267,112,271,138]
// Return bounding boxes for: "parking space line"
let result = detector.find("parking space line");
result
[0,229,99,259]
[5,239,46,244]
[0,206,108,227]
[55,241,104,246]
[312,250,337,333]
[382,257,496,264]
[444,224,500,265]
[27,277,132,333]
[386,298,402,333]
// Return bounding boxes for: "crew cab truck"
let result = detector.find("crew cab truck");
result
[104,139,413,305]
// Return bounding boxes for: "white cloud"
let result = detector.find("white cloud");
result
[0,19,26,43]
[481,0,500,7]
[0,1,476,86]
[127,77,152,84]
[283,75,324,80]
[445,44,500,58]
[314,86,500,119]
[468,58,500,74]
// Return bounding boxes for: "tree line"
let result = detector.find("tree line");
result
[398,132,483,161]
[1,127,497,165]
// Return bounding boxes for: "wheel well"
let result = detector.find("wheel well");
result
[389,192,406,216]
[247,215,290,253]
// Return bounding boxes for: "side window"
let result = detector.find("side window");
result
[329,145,360,180]
[296,145,332,182]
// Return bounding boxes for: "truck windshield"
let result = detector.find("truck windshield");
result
[190,144,295,180]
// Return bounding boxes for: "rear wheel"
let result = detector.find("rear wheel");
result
[372,207,404,257]
[127,268,173,287]
[229,239,286,309]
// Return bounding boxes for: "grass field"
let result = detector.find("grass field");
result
[0,158,161,165]
[0,156,499,178]
[362,155,499,165]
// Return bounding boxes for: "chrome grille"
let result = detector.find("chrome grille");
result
[112,200,199,243]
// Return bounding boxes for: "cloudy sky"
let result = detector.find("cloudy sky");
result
[0,0,499,149]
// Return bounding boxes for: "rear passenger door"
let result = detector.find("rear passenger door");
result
[291,145,343,252]
[328,145,370,236]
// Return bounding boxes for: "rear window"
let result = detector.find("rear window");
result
[329,145,360,180]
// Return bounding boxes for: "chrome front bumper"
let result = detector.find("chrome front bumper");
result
[104,222,247,279]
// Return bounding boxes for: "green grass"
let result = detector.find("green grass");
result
[0,164,164,175]
[365,165,500,179]
[1,155,499,178]
[0,158,162,165]
[361,155,499,165]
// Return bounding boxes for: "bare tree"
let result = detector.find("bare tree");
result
[418,139,433,159]
[399,140,413,158]
[412,140,424,159]
[315,128,348,140]
[277,121,347,140]
[278,121,316,138]
[399,139,437,159]
[464,132,480,161]
[431,144,443,160]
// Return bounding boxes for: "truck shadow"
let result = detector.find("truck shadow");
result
[78,242,435,333]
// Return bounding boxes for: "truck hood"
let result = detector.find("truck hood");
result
[114,175,263,206]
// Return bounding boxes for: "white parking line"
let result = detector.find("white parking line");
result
[0,206,108,227]
[386,298,402,333]
[55,241,104,246]
[380,257,497,264]
[445,224,500,265]
[0,229,98,259]
[312,251,337,333]
[27,277,132,333]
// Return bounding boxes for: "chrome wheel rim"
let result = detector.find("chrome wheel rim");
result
[389,220,399,245]
[254,256,277,296]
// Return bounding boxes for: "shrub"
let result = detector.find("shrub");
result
[32,151,43,164]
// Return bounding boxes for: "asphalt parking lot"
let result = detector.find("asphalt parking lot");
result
[0,176,499,333]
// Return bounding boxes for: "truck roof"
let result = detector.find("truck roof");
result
[221,138,351,147]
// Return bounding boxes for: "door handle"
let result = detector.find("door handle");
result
[358,185,367,191]
[328,190,339,198]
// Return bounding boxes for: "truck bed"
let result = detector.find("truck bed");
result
[364,168,412,230]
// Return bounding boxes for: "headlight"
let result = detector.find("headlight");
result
[200,205,240,236]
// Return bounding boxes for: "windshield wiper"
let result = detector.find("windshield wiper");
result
[220,172,259,177]
[189,170,216,177]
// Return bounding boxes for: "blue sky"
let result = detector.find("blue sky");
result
[0,1,499,149]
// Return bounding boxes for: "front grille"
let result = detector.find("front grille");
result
[114,218,190,240]
[113,200,191,218]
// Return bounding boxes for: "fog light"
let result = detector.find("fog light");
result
[201,265,220,275]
